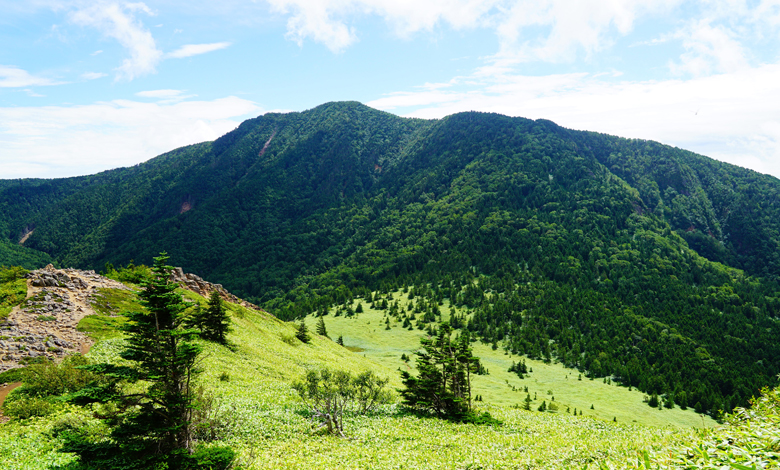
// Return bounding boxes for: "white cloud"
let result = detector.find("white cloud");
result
[368,63,780,179]
[81,71,107,80]
[0,96,261,178]
[23,89,46,97]
[0,65,60,88]
[264,0,507,52]
[167,42,232,58]
[69,2,162,81]
[135,89,185,98]
[262,0,680,58]
[669,19,750,76]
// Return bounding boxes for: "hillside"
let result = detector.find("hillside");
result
[0,283,703,469]
[0,102,779,416]
[3,281,779,470]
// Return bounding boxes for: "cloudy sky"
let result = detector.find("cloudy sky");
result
[2,0,780,179]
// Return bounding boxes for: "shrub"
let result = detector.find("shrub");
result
[292,368,392,437]
[3,396,54,419]
[185,445,236,470]
[18,355,98,398]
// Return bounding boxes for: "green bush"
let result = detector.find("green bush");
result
[185,445,236,470]
[18,355,98,398]
[2,396,54,419]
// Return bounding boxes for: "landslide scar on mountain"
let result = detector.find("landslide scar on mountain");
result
[18,227,33,245]
[258,130,277,157]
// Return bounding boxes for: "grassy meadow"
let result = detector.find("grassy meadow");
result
[317,292,717,429]
[4,287,775,470]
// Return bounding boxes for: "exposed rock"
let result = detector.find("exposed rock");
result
[2,265,260,372]
[1,267,127,372]
[169,269,261,311]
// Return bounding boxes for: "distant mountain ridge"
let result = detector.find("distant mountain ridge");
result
[1,101,779,415]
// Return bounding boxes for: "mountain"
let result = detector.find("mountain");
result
[1,101,779,416]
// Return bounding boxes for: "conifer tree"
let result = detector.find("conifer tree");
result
[202,290,230,344]
[296,319,311,343]
[316,316,329,338]
[62,253,232,469]
[399,322,488,422]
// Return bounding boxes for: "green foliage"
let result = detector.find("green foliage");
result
[316,316,328,338]
[296,319,311,344]
[105,261,152,285]
[0,265,27,283]
[292,368,392,437]
[0,241,52,269]
[61,253,226,470]
[17,355,97,398]
[2,396,54,419]
[0,268,27,321]
[642,385,780,469]
[2,355,100,420]
[400,323,490,423]
[187,291,231,344]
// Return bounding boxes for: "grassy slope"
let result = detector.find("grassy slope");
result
[0,288,705,470]
[319,292,716,429]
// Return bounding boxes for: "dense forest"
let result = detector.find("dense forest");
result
[1,101,779,417]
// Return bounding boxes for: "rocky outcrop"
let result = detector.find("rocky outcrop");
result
[0,265,260,372]
[0,266,128,372]
[169,267,261,311]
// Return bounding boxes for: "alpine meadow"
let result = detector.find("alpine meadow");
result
[1,101,780,469]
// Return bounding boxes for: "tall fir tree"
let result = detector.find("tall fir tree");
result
[62,253,232,469]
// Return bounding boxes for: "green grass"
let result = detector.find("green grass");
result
[0,278,26,321]
[317,292,716,429]
[76,288,142,340]
[87,287,143,316]
[0,288,727,470]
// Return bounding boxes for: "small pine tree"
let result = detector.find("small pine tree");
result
[203,291,231,344]
[336,335,344,346]
[538,401,547,412]
[648,393,659,408]
[296,319,311,343]
[316,316,328,338]
[590,404,594,410]
[355,303,364,313]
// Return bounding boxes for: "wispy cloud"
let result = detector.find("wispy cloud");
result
[263,0,677,58]
[0,65,60,88]
[135,89,185,98]
[0,96,262,178]
[167,42,232,59]
[69,2,162,81]
[23,89,46,97]
[81,71,107,80]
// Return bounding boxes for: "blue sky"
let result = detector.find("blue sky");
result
[2,0,780,179]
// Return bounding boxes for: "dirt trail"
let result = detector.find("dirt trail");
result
[0,265,128,372]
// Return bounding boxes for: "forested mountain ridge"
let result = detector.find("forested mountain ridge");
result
[1,101,779,417]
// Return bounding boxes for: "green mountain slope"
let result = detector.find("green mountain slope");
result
[0,287,703,470]
[1,101,779,417]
